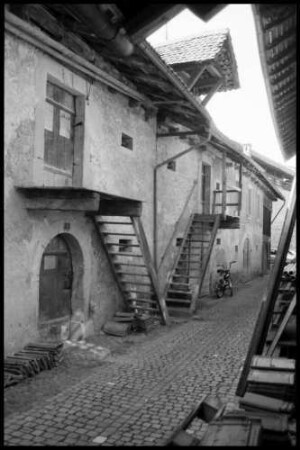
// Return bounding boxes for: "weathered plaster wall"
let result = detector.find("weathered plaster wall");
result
[6,32,156,244]
[4,208,123,355]
[238,173,265,281]
[5,33,153,354]
[156,137,202,288]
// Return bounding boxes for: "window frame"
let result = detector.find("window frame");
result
[44,78,85,186]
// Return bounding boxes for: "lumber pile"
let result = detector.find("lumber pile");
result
[4,342,64,388]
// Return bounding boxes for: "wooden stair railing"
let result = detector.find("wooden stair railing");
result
[91,214,169,325]
[193,213,220,309]
[163,214,219,316]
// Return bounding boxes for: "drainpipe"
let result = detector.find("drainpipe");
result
[73,4,134,57]
[153,129,212,270]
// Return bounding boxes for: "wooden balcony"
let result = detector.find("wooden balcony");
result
[212,188,241,229]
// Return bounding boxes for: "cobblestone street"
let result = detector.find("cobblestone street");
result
[4,275,269,446]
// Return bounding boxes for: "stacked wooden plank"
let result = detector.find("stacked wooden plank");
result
[4,342,64,388]
[245,356,295,402]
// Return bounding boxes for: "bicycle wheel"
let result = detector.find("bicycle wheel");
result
[214,282,224,298]
[227,279,233,296]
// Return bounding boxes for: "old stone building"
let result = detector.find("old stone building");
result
[4,4,283,355]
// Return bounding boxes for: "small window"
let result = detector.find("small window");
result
[167,160,176,171]
[216,182,220,190]
[119,239,132,252]
[216,238,221,245]
[176,238,183,247]
[235,245,238,253]
[121,133,133,150]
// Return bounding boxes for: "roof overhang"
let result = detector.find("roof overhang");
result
[210,126,285,202]
[252,4,296,160]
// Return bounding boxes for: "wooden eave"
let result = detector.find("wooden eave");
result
[13,4,211,136]
[252,4,296,160]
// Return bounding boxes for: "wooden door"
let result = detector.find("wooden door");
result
[243,238,251,273]
[39,235,73,323]
[202,163,211,214]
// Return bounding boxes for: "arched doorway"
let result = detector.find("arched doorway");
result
[39,235,73,325]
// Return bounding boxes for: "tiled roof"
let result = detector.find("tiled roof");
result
[155,29,229,65]
[154,29,239,92]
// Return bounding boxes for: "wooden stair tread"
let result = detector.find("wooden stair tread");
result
[240,392,294,413]
[166,298,191,304]
[168,289,192,294]
[127,298,157,305]
[247,369,294,385]
[97,221,132,225]
[251,356,295,371]
[178,259,201,263]
[125,289,154,294]
[128,304,158,312]
[116,272,150,277]
[106,243,140,247]
[102,232,135,236]
[109,252,143,257]
[113,263,146,267]
[173,275,199,279]
[120,281,152,286]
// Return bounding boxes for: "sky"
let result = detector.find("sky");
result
[147,4,295,169]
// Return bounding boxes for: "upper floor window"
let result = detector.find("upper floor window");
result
[44,82,75,172]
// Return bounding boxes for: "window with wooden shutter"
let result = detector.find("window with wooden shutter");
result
[44,82,75,172]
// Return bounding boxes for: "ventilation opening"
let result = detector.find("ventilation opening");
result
[119,239,132,252]
[121,133,133,150]
[235,245,238,253]
[216,238,221,245]
[167,160,176,171]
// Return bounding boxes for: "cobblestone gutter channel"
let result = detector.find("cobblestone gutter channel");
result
[4,277,267,446]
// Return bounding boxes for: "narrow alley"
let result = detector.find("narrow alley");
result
[4,276,268,446]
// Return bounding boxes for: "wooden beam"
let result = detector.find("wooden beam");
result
[157,131,201,138]
[188,64,208,90]
[202,78,223,106]
[131,217,170,325]
[221,151,227,219]
[155,145,198,169]
[266,295,296,356]
[153,100,190,106]
[100,199,142,217]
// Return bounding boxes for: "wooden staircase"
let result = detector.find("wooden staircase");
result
[164,214,220,317]
[92,214,169,325]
